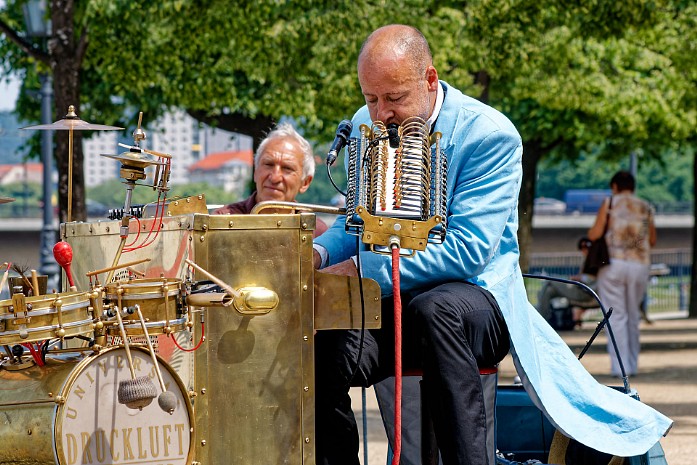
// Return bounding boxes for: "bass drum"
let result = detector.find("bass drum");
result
[0,346,194,465]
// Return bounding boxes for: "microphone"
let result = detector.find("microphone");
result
[326,119,353,166]
[387,123,400,148]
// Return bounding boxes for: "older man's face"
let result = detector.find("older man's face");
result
[254,137,312,204]
[357,54,438,127]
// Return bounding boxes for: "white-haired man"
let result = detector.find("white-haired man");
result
[214,122,327,237]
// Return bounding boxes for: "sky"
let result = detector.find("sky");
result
[0,0,19,111]
[0,75,20,111]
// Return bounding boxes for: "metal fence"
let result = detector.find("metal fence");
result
[525,248,691,317]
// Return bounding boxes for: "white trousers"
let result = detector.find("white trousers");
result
[597,259,650,376]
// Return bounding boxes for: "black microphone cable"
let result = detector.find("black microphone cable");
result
[346,235,367,388]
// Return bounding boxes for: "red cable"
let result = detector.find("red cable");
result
[391,245,402,465]
[123,215,142,248]
[22,342,44,366]
[131,193,167,250]
[170,323,205,352]
[123,196,164,252]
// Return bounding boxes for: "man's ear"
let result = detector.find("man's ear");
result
[298,175,313,194]
[425,65,439,91]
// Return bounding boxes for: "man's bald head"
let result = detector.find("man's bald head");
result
[356,24,439,125]
[358,24,433,76]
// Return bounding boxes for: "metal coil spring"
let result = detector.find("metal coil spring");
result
[398,117,431,219]
[430,132,447,228]
[367,121,388,214]
[358,125,371,214]
[345,138,359,221]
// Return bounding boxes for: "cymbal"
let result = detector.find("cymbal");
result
[21,105,123,131]
[100,151,166,168]
[22,120,123,131]
[0,197,15,204]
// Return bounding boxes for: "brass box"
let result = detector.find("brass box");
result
[62,212,381,465]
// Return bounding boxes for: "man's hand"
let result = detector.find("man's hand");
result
[313,249,358,277]
[323,259,358,277]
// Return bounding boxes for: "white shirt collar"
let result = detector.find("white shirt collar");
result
[426,81,444,132]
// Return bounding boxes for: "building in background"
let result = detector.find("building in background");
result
[0,162,42,185]
[0,111,30,164]
[79,109,253,189]
[83,131,120,187]
[188,149,253,197]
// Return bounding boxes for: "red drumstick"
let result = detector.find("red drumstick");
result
[53,241,78,291]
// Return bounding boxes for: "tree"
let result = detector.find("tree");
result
[459,1,696,267]
[3,1,695,297]
[1,0,97,222]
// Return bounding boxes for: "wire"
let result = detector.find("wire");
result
[123,192,167,252]
[171,323,205,352]
[346,236,366,387]
[123,215,142,248]
[391,245,402,465]
[326,161,347,197]
[22,342,44,367]
[123,157,171,253]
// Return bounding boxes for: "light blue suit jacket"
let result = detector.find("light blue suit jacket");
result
[315,81,671,457]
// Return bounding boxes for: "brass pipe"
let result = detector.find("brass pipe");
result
[87,258,151,278]
[43,346,99,355]
[114,294,137,381]
[185,292,233,307]
[30,270,40,296]
[126,266,146,278]
[142,147,172,159]
[104,235,128,284]
[185,259,240,298]
[0,399,62,407]
[68,128,73,223]
[135,306,167,392]
[251,200,346,216]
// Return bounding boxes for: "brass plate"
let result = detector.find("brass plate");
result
[314,272,381,330]
[167,194,208,216]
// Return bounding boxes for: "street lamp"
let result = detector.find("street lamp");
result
[23,0,59,289]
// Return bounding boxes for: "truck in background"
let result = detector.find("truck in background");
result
[564,189,611,214]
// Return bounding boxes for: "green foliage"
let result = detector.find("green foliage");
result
[0,181,41,200]
[3,0,696,212]
[87,180,234,210]
[297,154,347,206]
[535,147,694,207]
[3,0,695,153]
[0,181,42,217]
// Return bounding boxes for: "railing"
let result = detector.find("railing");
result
[525,249,691,317]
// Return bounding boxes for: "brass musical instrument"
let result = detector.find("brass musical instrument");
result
[345,117,447,254]
[22,106,124,223]
[0,346,194,465]
[0,290,97,345]
[58,211,380,465]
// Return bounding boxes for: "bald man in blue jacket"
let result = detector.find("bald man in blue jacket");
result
[313,24,671,465]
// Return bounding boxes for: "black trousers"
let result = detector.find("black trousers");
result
[315,281,510,465]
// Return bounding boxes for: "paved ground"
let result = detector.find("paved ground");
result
[351,314,697,465]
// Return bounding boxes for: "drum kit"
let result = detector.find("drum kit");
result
[1,106,382,465]
[0,269,195,464]
[1,108,196,465]
[0,254,195,464]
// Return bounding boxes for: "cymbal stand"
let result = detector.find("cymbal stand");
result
[105,114,149,284]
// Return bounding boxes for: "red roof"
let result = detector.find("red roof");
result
[0,163,43,177]
[188,150,253,172]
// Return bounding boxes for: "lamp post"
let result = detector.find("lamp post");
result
[23,0,59,289]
